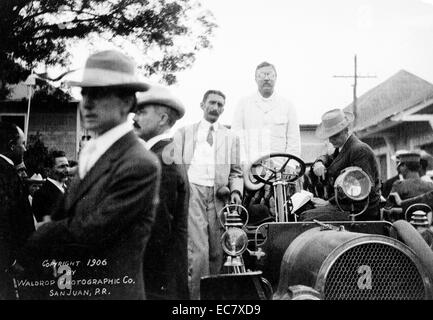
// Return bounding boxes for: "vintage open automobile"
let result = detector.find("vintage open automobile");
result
[201,152,433,300]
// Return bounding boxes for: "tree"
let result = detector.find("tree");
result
[0,0,217,99]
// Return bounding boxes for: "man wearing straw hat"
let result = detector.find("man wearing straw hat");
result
[19,50,161,300]
[133,85,189,300]
[301,108,381,221]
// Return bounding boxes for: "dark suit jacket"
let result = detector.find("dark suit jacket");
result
[0,157,35,299]
[391,178,433,200]
[21,132,161,300]
[382,174,400,198]
[401,190,433,213]
[143,139,189,300]
[315,134,381,211]
[32,179,64,222]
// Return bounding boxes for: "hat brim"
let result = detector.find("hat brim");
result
[136,98,185,119]
[27,179,45,184]
[315,112,354,139]
[67,80,149,92]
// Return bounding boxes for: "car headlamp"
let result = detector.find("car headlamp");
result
[221,228,248,256]
[334,166,371,201]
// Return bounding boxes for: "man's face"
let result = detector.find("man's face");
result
[29,183,41,196]
[10,127,26,165]
[201,93,225,123]
[80,87,131,135]
[329,130,347,149]
[50,157,69,183]
[16,168,28,180]
[133,105,162,141]
[255,66,277,97]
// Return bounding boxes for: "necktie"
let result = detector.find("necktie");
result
[333,147,340,158]
[207,125,214,146]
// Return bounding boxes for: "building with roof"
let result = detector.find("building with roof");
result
[0,80,81,160]
[299,124,328,165]
[344,69,433,180]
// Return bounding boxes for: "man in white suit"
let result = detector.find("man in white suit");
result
[174,89,243,300]
[232,61,301,164]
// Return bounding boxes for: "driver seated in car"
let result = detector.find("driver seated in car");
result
[300,108,381,221]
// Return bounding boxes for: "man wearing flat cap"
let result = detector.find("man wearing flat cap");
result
[133,85,189,300]
[389,151,433,200]
[301,108,381,221]
[19,50,161,300]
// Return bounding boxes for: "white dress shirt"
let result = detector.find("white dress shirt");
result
[232,91,301,164]
[143,130,173,150]
[187,120,217,187]
[79,121,133,179]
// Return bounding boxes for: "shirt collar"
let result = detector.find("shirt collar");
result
[200,119,219,131]
[0,154,14,166]
[47,177,65,193]
[144,130,173,150]
[256,90,275,102]
[92,121,133,154]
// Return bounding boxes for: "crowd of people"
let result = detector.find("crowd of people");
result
[1,49,433,300]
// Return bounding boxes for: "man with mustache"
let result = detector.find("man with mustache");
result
[132,85,189,300]
[174,90,243,299]
[32,150,69,224]
[232,61,301,164]
[232,62,302,215]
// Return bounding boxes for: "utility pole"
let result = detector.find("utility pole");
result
[333,55,376,127]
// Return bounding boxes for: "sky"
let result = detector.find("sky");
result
[63,0,433,128]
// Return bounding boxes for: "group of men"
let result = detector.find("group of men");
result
[0,48,388,300]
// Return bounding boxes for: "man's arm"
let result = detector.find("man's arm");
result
[350,145,379,187]
[231,100,248,164]
[401,190,433,212]
[229,134,244,198]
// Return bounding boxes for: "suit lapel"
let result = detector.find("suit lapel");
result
[65,131,137,211]
[328,134,356,175]
[151,139,172,156]
[181,122,200,168]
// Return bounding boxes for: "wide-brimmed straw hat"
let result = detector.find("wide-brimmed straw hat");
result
[136,85,185,119]
[391,149,409,162]
[315,108,354,139]
[67,50,149,91]
[27,173,45,184]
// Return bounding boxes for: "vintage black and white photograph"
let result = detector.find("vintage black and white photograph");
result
[1,0,433,307]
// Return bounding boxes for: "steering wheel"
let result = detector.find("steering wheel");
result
[245,153,306,187]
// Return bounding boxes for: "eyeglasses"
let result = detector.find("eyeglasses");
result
[256,72,276,81]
